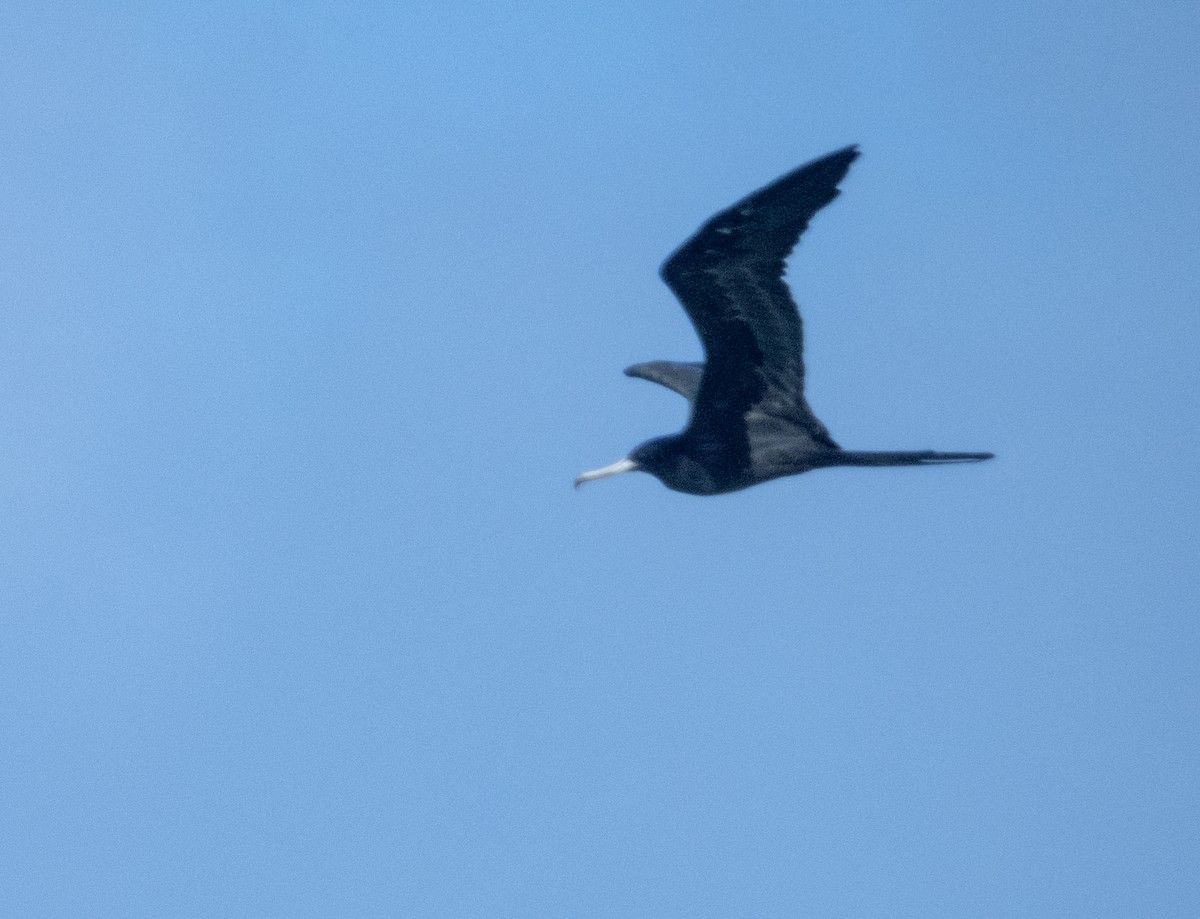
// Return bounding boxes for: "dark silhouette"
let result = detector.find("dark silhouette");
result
[576,146,993,495]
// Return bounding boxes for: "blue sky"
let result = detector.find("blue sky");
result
[2,3,1198,917]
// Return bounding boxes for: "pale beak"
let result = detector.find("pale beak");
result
[574,457,639,488]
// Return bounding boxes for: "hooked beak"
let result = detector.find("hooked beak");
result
[574,457,639,489]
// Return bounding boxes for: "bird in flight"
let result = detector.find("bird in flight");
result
[576,146,993,496]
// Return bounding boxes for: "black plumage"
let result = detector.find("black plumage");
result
[576,147,993,495]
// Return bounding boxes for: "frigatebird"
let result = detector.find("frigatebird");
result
[576,146,992,495]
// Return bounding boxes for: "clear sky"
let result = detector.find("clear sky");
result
[2,3,1198,917]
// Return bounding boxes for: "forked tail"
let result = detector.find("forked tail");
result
[831,450,994,467]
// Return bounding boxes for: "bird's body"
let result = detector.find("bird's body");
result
[576,147,992,495]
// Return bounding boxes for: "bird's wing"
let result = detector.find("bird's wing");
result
[659,146,858,450]
[624,361,704,401]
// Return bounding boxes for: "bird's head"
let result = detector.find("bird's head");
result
[575,436,698,491]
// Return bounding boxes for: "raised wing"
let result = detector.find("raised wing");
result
[624,361,704,401]
[659,146,858,450]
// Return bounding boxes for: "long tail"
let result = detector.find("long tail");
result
[830,450,994,467]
